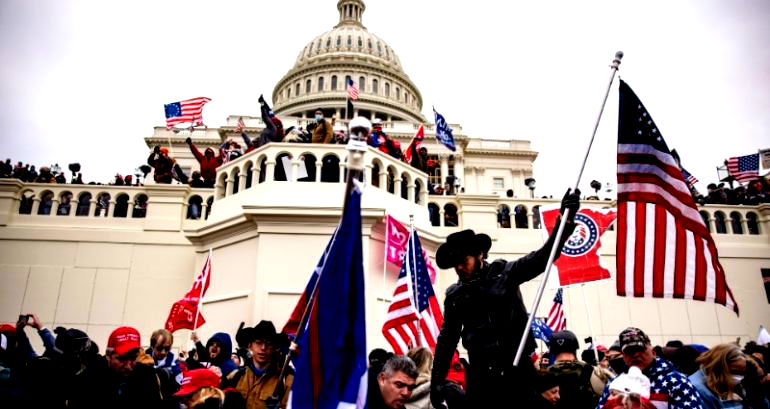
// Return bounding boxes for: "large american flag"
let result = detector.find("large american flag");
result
[164,97,211,129]
[346,78,359,100]
[726,153,759,184]
[382,230,443,355]
[546,288,566,332]
[616,80,738,313]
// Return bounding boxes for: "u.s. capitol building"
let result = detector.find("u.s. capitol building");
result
[1,0,768,353]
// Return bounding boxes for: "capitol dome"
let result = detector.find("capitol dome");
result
[272,0,425,123]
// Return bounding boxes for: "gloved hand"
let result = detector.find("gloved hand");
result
[430,381,448,409]
[560,188,581,222]
[153,145,161,154]
[258,94,266,106]
[185,137,192,145]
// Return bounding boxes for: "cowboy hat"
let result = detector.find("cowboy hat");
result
[435,229,492,269]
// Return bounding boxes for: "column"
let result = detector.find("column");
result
[315,162,323,182]
[69,200,78,217]
[465,167,475,194]
[238,174,247,192]
[30,198,41,215]
[88,199,98,218]
[290,160,300,182]
[475,167,483,194]
[379,170,388,190]
[439,209,445,227]
[440,155,449,190]
[725,217,733,234]
[363,164,372,185]
[226,178,235,196]
[108,201,117,217]
[51,199,60,216]
[252,166,261,185]
[740,213,749,233]
[707,216,715,233]
[394,176,403,196]
[265,160,276,181]
[527,212,534,229]
[407,182,416,202]
[419,186,427,205]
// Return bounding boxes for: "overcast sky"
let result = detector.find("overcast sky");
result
[1,0,768,196]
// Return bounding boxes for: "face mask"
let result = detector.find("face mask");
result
[731,375,744,385]
[315,115,323,122]
[609,357,628,375]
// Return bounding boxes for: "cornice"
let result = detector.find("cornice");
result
[463,148,539,159]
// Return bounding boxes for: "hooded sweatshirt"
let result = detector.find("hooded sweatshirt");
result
[205,332,238,379]
[189,143,223,183]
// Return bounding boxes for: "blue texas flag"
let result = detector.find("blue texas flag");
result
[288,182,368,409]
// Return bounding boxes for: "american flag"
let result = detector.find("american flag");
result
[164,97,211,129]
[382,230,443,355]
[726,153,759,184]
[346,78,359,101]
[681,167,698,189]
[546,289,566,332]
[616,80,738,313]
[235,117,245,133]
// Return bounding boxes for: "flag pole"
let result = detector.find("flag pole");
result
[269,118,370,406]
[580,284,601,365]
[188,248,212,352]
[409,214,422,347]
[383,217,389,301]
[513,51,623,367]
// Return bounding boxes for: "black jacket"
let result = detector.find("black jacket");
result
[431,221,574,398]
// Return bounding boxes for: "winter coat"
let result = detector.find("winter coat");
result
[147,152,175,184]
[405,375,434,409]
[431,225,573,407]
[189,143,223,183]
[235,363,294,409]
[311,119,334,144]
[202,332,238,380]
[689,368,769,409]
[596,357,703,409]
[549,360,608,409]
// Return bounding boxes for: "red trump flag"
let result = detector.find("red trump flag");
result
[165,250,212,332]
[541,206,617,287]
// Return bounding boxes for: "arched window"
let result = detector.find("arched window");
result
[347,36,352,46]
[337,36,341,46]
[357,37,362,47]
[244,162,253,189]
[699,210,711,232]
[359,76,365,93]
[428,203,440,226]
[114,194,129,218]
[746,212,760,235]
[414,179,423,204]
[231,169,240,194]
[387,167,396,194]
[274,153,292,181]
[396,87,401,101]
[444,203,458,227]
[287,87,291,98]
[316,40,321,51]
[385,83,390,97]
[400,173,409,200]
[18,192,33,214]
[405,93,410,104]
[377,42,382,52]
[372,79,378,95]
[205,197,214,220]
[75,192,92,216]
[57,192,73,216]
[326,37,331,48]
[331,75,338,91]
[298,154,316,182]
[532,205,542,229]
[321,155,340,183]
[514,205,528,228]
[368,39,372,49]
[295,83,300,96]
[318,76,325,92]
[258,157,267,183]
[713,211,727,234]
[305,79,312,94]
[132,194,148,218]
[95,193,111,217]
[729,211,743,234]
[498,205,511,228]
[371,162,380,187]
[187,195,203,220]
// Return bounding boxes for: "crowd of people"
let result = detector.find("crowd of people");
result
[0,159,154,187]
[697,180,770,206]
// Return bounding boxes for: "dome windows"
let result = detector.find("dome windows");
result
[305,79,312,94]
[359,76,365,93]
[326,37,331,48]
[331,75,338,91]
[377,41,382,53]
[316,40,321,51]
[347,36,352,46]
[396,87,401,101]
[318,76,324,92]
[372,79,378,95]
[337,36,341,46]
[385,83,390,97]
[295,83,300,96]
[358,37,362,47]
[368,39,372,49]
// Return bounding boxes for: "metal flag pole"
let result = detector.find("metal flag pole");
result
[382,216,389,300]
[409,214,423,347]
[580,283,601,365]
[268,117,371,407]
[513,51,623,366]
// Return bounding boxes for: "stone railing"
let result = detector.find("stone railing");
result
[0,179,214,230]
[212,142,430,205]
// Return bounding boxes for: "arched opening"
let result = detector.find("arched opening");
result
[57,191,73,216]
[514,205,528,229]
[187,195,203,220]
[699,210,711,232]
[414,179,423,204]
[295,83,300,96]
[299,154,316,182]
[532,205,542,229]
[746,212,760,235]
[114,194,130,218]
[231,168,241,194]
[76,192,92,216]
[96,193,111,217]
[498,205,511,228]
[729,211,743,234]
[713,211,727,234]
[359,76,365,93]
[321,154,340,183]
[428,203,440,226]
[371,162,381,187]
[205,197,214,220]
[400,173,409,200]
[132,194,148,218]
[275,153,293,181]
[18,191,33,214]
[317,76,325,92]
[387,167,396,194]
[305,79,311,94]
[258,156,267,184]
[331,75,338,91]
[243,162,253,189]
[372,79,378,95]
[385,83,390,97]
[38,191,54,215]
[444,203,459,227]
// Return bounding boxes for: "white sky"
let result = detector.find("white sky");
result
[1,0,768,197]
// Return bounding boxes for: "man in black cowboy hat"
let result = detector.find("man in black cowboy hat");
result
[234,320,293,409]
[430,190,581,408]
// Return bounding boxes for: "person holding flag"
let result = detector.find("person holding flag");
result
[429,190,580,409]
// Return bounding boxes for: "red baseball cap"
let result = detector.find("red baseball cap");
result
[108,326,141,356]
[0,324,16,336]
[174,369,221,396]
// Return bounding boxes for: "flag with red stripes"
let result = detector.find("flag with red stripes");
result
[546,288,566,332]
[726,153,759,184]
[347,78,359,100]
[164,97,211,129]
[616,80,738,314]
[235,116,245,133]
[382,229,443,355]
[404,125,425,164]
